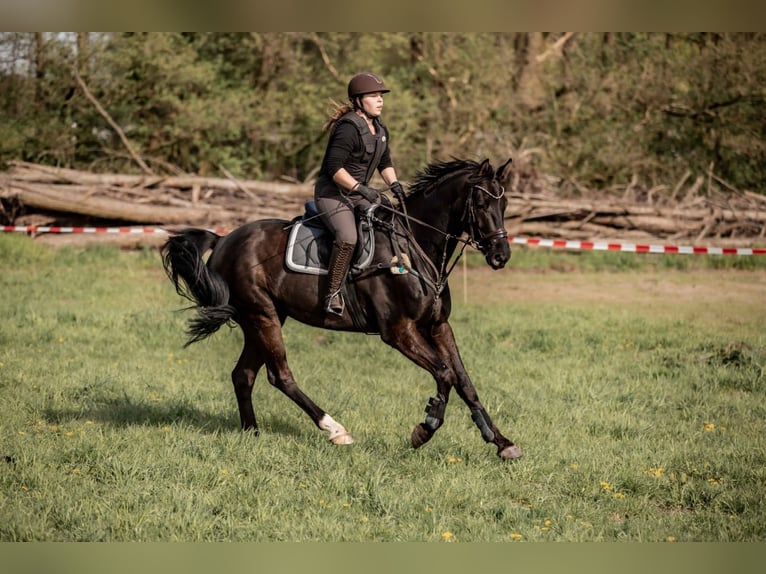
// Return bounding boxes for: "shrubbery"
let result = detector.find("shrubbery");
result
[1,33,764,194]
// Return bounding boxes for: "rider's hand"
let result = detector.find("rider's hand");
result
[354,183,380,204]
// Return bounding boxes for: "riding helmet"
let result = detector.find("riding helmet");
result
[347,72,390,100]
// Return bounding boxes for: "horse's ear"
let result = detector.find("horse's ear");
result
[478,158,492,175]
[496,157,513,180]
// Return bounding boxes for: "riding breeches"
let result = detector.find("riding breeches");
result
[315,195,358,246]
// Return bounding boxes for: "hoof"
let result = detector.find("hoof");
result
[330,433,354,446]
[498,444,523,460]
[411,423,433,449]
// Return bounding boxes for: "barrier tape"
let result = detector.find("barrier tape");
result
[3,225,765,255]
[1,225,228,236]
[509,236,766,256]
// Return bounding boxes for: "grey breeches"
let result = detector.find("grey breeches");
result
[315,195,358,245]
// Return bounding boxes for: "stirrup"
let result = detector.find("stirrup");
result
[324,292,345,316]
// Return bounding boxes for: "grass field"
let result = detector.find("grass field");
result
[1,233,765,542]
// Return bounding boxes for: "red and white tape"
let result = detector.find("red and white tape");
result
[2,225,169,235]
[510,236,766,256]
[1,225,228,236]
[2,225,765,255]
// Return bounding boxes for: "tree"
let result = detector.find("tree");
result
[1,33,764,194]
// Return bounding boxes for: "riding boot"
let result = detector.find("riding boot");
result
[324,240,356,316]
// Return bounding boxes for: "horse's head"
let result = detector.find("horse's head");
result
[464,158,512,269]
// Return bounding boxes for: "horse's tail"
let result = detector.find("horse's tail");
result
[160,228,237,346]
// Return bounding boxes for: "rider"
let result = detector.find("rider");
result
[314,72,404,316]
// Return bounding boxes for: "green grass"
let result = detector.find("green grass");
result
[1,233,765,541]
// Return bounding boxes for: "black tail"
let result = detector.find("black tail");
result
[160,228,237,346]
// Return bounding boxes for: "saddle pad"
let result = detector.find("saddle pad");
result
[285,218,375,276]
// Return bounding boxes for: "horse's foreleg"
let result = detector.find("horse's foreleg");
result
[255,316,354,445]
[381,322,455,449]
[432,322,522,460]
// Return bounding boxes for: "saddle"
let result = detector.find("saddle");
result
[285,201,378,276]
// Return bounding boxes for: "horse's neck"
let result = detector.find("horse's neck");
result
[403,189,464,263]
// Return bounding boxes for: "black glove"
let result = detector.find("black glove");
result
[354,183,380,203]
[390,181,405,199]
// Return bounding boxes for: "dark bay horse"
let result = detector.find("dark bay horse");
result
[161,157,522,460]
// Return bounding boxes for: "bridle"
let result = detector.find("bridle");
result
[354,173,509,298]
[463,183,508,252]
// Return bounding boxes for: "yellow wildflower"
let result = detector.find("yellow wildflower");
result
[644,467,664,478]
[600,481,613,492]
[704,422,716,432]
[510,533,523,541]
[441,531,454,542]
[666,536,676,542]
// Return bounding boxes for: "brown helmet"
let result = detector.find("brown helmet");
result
[347,72,390,100]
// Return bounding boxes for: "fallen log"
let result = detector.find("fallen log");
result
[2,160,764,249]
[1,179,237,225]
[506,197,766,224]
[6,161,313,197]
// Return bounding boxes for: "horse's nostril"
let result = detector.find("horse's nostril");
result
[488,252,507,269]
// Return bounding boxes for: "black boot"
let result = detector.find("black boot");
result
[324,240,356,316]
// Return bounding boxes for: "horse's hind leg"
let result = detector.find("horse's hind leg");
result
[264,369,353,445]
[232,328,264,433]
[252,314,354,445]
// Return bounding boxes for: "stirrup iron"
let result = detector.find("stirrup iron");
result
[324,290,345,316]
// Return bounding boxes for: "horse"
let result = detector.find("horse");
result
[160,157,522,460]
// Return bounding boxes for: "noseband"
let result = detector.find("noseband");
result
[464,183,508,251]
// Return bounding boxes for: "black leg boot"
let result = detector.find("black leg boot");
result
[324,240,356,316]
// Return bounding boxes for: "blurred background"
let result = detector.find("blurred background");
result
[1,33,764,248]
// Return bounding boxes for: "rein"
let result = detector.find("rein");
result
[371,181,506,296]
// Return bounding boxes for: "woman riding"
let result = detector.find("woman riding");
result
[314,72,404,316]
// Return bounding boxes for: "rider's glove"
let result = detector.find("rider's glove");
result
[354,183,380,204]
[390,181,405,200]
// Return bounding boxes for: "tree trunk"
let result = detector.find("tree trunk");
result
[513,32,547,110]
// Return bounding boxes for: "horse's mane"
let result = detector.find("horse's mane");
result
[407,158,484,198]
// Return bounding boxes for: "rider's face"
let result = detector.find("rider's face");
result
[360,92,384,117]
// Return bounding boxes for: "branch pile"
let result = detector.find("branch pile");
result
[504,167,766,247]
[2,160,765,248]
